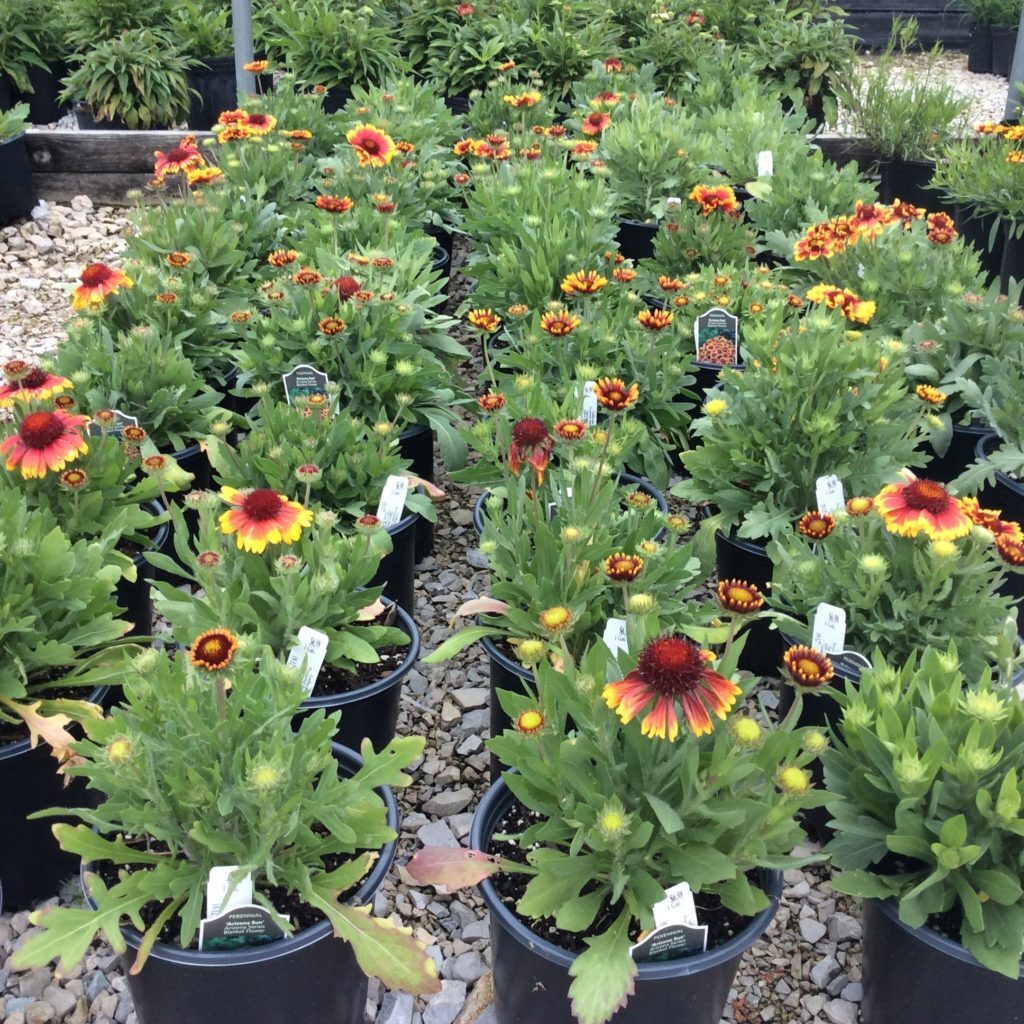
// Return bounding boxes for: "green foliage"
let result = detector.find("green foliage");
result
[932,131,1024,227]
[824,648,1024,977]
[168,0,234,58]
[60,0,172,51]
[0,102,31,143]
[0,4,45,93]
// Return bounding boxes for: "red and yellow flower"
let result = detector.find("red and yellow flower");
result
[798,511,836,539]
[346,123,397,167]
[594,377,639,411]
[467,308,502,332]
[927,212,957,244]
[243,112,277,135]
[153,136,204,179]
[876,476,972,541]
[915,384,946,405]
[689,184,739,216]
[560,269,608,295]
[540,309,581,336]
[996,534,1024,566]
[267,249,299,267]
[846,496,874,516]
[218,487,314,553]
[603,634,741,740]
[315,194,354,214]
[187,166,224,187]
[503,91,541,108]
[0,364,71,406]
[716,579,765,614]
[782,645,834,688]
[477,391,506,412]
[604,552,644,581]
[318,317,346,335]
[1,409,89,478]
[508,418,554,482]
[637,308,673,330]
[71,263,133,310]
[580,111,612,135]
[554,419,586,441]
[189,628,240,671]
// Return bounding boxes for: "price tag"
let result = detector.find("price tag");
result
[602,617,628,655]
[811,602,847,655]
[86,409,139,438]
[207,866,253,918]
[286,626,329,695]
[757,150,774,177]
[665,195,682,211]
[654,882,698,929]
[815,475,845,514]
[581,380,598,426]
[375,475,409,530]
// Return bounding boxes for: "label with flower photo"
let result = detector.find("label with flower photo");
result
[694,308,739,366]
[282,364,330,405]
[815,475,846,514]
[286,625,330,695]
[86,409,139,438]
[811,602,846,654]
[376,474,409,530]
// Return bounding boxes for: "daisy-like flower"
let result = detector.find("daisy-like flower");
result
[0,365,71,406]
[603,634,742,740]
[798,511,835,539]
[217,125,253,142]
[503,91,541,108]
[508,304,529,316]
[335,275,361,299]
[996,534,1024,566]
[467,308,502,332]
[267,249,299,267]
[716,579,765,614]
[554,419,586,441]
[573,140,599,156]
[613,267,637,282]
[876,476,972,541]
[581,111,611,135]
[1,409,89,478]
[58,468,88,490]
[477,391,506,412]
[847,200,891,241]
[915,384,946,405]
[637,308,673,330]
[594,377,639,411]
[153,137,204,179]
[243,59,268,72]
[846,496,873,516]
[141,454,168,474]
[539,606,573,633]
[626,491,653,509]
[189,628,240,671]
[456,2,474,14]
[218,487,314,553]
[292,267,322,286]
[187,166,224,187]
[71,263,133,310]
[926,212,957,244]
[122,425,147,443]
[315,194,354,213]
[540,309,581,336]
[509,417,554,481]
[346,123,397,167]
[515,709,545,734]
[658,275,684,291]
[604,57,623,72]
[167,251,191,268]
[196,550,221,568]
[156,292,177,304]
[689,184,740,216]
[959,497,1024,542]
[217,109,247,126]
[782,645,834,688]
[243,112,277,135]
[560,270,608,295]
[604,552,644,581]
[318,317,346,335]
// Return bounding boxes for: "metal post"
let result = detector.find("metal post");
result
[232,0,257,99]
[1003,2,1024,122]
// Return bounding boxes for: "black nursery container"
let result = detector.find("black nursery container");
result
[615,217,658,262]
[976,432,1024,631]
[72,103,131,130]
[968,24,994,74]
[1001,223,1024,294]
[878,158,935,210]
[714,529,777,676]
[22,63,70,124]
[0,132,36,226]
[471,778,783,1024]
[371,508,419,615]
[954,204,1003,286]
[186,56,238,130]
[482,633,534,782]
[115,502,173,638]
[923,421,992,484]
[398,424,437,562]
[993,26,1018,78]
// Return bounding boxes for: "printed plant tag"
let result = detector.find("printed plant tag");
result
[665,195,682,211]
[602,617,629,656]
[653,882,698,929]
[694,307,739,366]
[815,475,845,514]
[757,150,774,177]
[87,409,139,438]
[581,380,598,426]
[282,363,330,405]
[811,602,847,655]
[286,626,329,695]
[198,904,287,952]
[375,474,409,530]
[630,923,708,963]
[207,866,253,919]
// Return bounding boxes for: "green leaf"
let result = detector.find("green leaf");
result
[939,815,968,848]
[645,793,684,834]
[52,824,166,866]
[568,907,637,1024]
[830,869,898,900]
[717,874,770,917]
[973,868,1023,906]
[421,626,502,664]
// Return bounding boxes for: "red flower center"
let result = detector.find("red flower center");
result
[20,368,47,389]
[903,479,952,514]
[19,411,64,448]
[512,418,549,447]
[361,136,380,154]
[336,275,361,298]
[168,146,194,163]
[80,263,112,287]
[241,489,285,521]
[635,635,705,697]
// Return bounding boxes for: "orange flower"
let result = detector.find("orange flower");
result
[996,534,1024,566]
[217,125,253,142]
[156,292,177,304]
[716,579,765,614]
[560,269,608,295]
[153,137,204,178]
[477,391,506,412]
[467,308,502,332]
[604,552,644,581]
[927,212,957,245]
[658,275,684,291]
[553,419,586,440]
[318,317,346,335]
[613,267,636,282]
[1,409,89,478]
[167,251,191,268]
[916,384,946,405]
[315,194,354,213]
[689,184,739,216]
[540,309,581,336]
[0,365,71,407]
[573,140,598,155]
[292,267,322,286]
[187,166,224,187]
[267,249,299,267]
[509,418,553,482]
[798,511,835,539]
[847,201,890,241]
[782,645,834,688]
[72,263,133,310]
[189,628,240,671]
[346,123,397,167]
[581,111,612,135]
[846,496,874,516]
[503,91,541,108]
[217,109,247,126]
[876,477,971,541]
[594,377,639,411]
[218,487,314,553]
[243,112,277,135]
[243,60,269,73]
[959,497,1023,542]
[603,634,741,740]
[637,308,673,330]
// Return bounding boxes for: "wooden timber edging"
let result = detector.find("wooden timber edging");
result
[23,129,878,206]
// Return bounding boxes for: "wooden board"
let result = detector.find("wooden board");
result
[25,129,214,175]
[33,171,156,206]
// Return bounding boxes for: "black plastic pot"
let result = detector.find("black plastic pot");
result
[425,223,454,265]
[861,897,1024,1023]
[298,605,419,752]
[993,27,1018,78]
[954,204,1003,286]
[471,778,783,1024]
[102,742,399,1024]
[371,509,419,615]
[398,424,436,562]
[115,501,173,638]
[878,158,935,209]
[186,56,237,131]
[482,633,534,783]
[22,62,70,124]
[444,93,471,116]
[1002,223,1024,294]
[714,529,777,676]
[0,75,14,111]
[0,132,36,226]
[924,421,992,484]
[976,432,1024,630]
[431,244,451,294]
[968,24,994,74]
[321,85,353,115]
[73,103,131,130]
[0,685,109,911]
[471,472,669,538]
[690,360,741,411]
[615,217,658,262]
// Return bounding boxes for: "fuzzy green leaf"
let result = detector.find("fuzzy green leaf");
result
[568,907,637,1024]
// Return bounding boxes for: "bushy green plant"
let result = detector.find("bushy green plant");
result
[60,0,171,50]
[0,4,45,93]
[960,0,1023,27]
[824,648,1024,977]
[0,101,31,143]
[169,0,233,58]
[958,339,1024,485]
[931,129,1024,229]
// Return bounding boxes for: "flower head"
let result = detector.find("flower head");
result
[509,417,554,482]
[554,419,587,441]
[72,263,133,310]
[467,308,502,332]
[0,365,71,407]
[996,534,1024,567]
[503,91,541,108]
[782,645,834,689]
[268,249,299,267]
[218,486,314,553]
[1,410,89,478]
[876,477,971,541]
[593,377,639,411]
[777,765,812,796]
[798,511,835,540]
[540,309,581,336]
[916,384,946,405]
[346,123,397,167]
[689,184,739,216]
[539,606,573,633]
[716,579,765,614]
[731,716,762,748]
[315,194,354,214]
[604,552,644,581]
[335,275,361,299]
[189,628,240,672]
[515,709,545,734]
[153,137,204,179]
[318,317,346,335]
[560,270,608,296]
[637,308,673,330]
[58,468,88,491]
[580,111,611,135]
[603,634,742,740]
[477,391,506,412]
[243,112,276,135]
[846,496,873,516]
[243,59,268,72]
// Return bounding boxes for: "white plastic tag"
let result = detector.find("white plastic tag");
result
[757,150,774,177]
[815,475,845,514]
[581,380,598,426]
[286,626,330,695]
[811,603,847,655]
[665,196,682,211]
[654,882,698,929]
[375,475,409,530]
[602,618,629,655]
[207,866,253,918]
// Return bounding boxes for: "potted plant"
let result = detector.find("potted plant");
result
[0,489,138,910]
[822,648,1024,1022]
[0,101,34,225]
[149,493,417,753]
[60,28,195,129]
[960,0,1005,72]
[990,0,1023,75]
[0,1,45,112]
[411,624,822,1024]
[170,0,238,130]
[3,0,71,123]
[10,641,440,1023]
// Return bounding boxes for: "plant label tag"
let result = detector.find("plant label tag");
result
[198,904,287,952]
[1017,681,1024,701]
[665,195,682,211]
[87,409,139,438]
[815,475,845,514]
[603,617,629,655]
[547,485,572,522]
[282,363,330,405]
[654,881,698,928]
[812,602,846,654]
[694,308,739,365]
[757,150,774,177]
[629,922,708,963]
[375,474,409,530]
[206,866,253,918]
[581,380,598,426]
[286,626,329,695]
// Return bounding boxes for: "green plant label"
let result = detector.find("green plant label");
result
[694,308,739,365]
[282,364,330,405]
[198,905,288,952]
[86,409,139,438]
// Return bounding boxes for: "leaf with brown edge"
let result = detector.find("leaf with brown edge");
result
[9,701,77,767]
[357,598,387,621]
[454,596,510,618]
[406,848,503,889]
[402,472,445,500]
